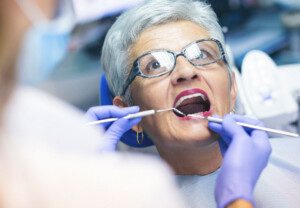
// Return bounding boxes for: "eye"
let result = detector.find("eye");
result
[145,60,161,72]
[189,49,215,64]
[196,49,216,60]
[196,50,208,59]
[139,51,174,76]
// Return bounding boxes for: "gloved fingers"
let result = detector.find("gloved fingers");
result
[86,105,116,121]
[87,105,140,120]
[218,136,229,155]
[208,114,225,134]
[251,128,268,140]
[85,107,99,121]
[105,117,142,140]
[101,117,141,152]
[208,115,236,146]
[110,106,140,117]
[251,129,272,157]
[208,121,223,134]
[127,117,142,129]
[86,105,140,128]
[222,114,248,139]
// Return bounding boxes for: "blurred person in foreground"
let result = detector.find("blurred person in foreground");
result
[0,0,186,207]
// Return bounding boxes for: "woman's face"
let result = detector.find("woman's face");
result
[126,20,236,146]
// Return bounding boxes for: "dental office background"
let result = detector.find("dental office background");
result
[18,0,300,135]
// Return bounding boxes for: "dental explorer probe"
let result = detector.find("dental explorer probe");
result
[187,114,299,138]
[86,108,183,126]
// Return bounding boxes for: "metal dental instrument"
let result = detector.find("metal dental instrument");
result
[187,114,299,138]
[86,108,180,126]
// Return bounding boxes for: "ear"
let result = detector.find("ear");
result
[113,96,142,132]
[230,71,238,110]
[113,96,128,108]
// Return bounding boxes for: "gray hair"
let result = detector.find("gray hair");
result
[101,0,229,103]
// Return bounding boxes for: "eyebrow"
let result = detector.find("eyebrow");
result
[134,38,216,59]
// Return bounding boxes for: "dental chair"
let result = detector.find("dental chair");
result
[239,50,299,136]
[277,64,300,133]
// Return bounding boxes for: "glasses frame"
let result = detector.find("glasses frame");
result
[121,38,227,96]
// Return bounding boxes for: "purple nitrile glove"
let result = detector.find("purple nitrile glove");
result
[85,105,141,152]
[208,114,272,208]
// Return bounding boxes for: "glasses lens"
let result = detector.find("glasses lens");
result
[185,40,222,66]
[138,51,175,76]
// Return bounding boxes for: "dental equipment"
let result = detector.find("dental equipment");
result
[187,114,299,138]
[241,51,298,134]
[86,108,183,126]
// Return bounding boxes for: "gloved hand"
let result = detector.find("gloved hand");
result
[86,105,141,152]
[208,114,272,208]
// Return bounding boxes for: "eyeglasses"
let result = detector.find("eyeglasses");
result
[121,38,227,95]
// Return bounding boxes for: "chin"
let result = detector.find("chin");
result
[168,128,216,146]
[189,132,215,144]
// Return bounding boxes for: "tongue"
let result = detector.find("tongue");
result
[177,103,207,115]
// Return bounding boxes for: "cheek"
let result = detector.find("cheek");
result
[131,78,169,110]
[131,79,173,138]
[213,76,230,96]
[208,71,232,111]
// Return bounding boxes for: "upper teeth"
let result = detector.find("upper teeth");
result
[175,93,207,108]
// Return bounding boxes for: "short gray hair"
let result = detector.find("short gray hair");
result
[101,0,228,103]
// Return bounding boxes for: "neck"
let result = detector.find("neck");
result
[155,140,222,175]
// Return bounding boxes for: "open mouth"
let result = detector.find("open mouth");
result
[173,89,211,118]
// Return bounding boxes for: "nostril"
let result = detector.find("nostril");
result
[191,74,198,79]
[176,74,198,83]
[177,77,186,83]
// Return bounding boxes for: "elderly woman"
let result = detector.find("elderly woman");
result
[87,0,300,207]
[100,0,238,169]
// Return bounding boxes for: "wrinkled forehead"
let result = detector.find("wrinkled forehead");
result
[129,20,210,63]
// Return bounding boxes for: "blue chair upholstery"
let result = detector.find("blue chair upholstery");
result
[99,74,154,147]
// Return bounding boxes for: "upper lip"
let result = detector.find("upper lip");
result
[173,88,209,108]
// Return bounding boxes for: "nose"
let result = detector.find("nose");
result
[170,56,200,85]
